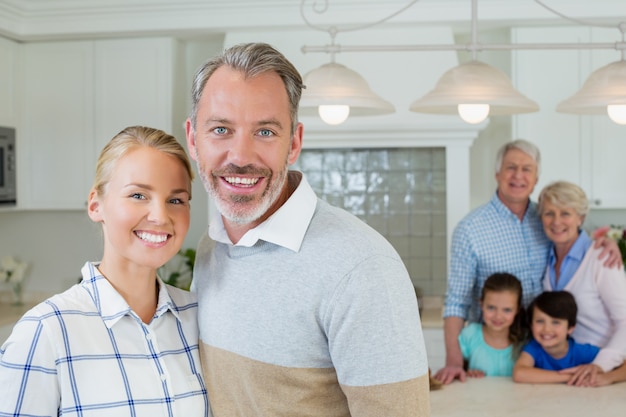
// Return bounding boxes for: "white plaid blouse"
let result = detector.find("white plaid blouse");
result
[0,262,210,417]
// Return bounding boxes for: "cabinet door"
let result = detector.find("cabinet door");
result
[589,118,626,208]
[586,29,626,208]
[0,37,18,127]
[93,37,175,153]
[513,27,591,200]
[20,41,95,209]
[513,27,626,208]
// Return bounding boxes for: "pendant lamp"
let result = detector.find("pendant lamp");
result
[556,60,626,125]
[299,62,395,125]
[409,60,539,124]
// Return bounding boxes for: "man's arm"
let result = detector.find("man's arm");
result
[433,317,466,384]
[330,256,430,416]
[589,260,626,372]
[0,318,61,415]
[435,223,476,384]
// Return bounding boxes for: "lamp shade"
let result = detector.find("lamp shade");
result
[409,60,539,116]
[299,62,395,120]
[556,60,626,114]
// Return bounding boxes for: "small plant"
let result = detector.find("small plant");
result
[159,248,195,291]
[606,226,626,264]
[0,256,29,305]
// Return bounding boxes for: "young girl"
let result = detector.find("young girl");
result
[459,273,526,377]
[513,291,600,384]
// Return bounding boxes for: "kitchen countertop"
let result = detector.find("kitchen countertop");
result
[0,290,50,327]
[430,377,626,417]
[420,306,443,328]
[1,292,445,331]
[420,296,444,328]
[2,294,445,327]
[0,300,38,327]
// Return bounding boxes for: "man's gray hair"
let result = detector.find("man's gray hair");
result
[495,139,541,175]
[189,42,304,136]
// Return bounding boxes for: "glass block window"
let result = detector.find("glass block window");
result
[292,147,447,296]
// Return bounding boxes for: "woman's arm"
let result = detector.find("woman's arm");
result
[593,264,626,371]
[559,363,603,386]
[592,361,626,387]
[0,318,60,415]
[512,352,570,384]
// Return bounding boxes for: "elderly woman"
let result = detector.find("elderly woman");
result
[538,181,626,386]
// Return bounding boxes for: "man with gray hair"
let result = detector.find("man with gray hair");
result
[435,139,621,384]
[185,42,430,416]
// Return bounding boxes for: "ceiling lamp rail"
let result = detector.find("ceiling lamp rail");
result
[302,40,626,54]
[298,0,626,126]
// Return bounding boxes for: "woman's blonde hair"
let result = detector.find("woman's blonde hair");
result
[92,126,194,198]
[537,180,588,218]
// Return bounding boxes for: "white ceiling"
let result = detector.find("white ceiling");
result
[0,0,624,41]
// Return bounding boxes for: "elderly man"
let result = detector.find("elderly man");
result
[435,139,621,384]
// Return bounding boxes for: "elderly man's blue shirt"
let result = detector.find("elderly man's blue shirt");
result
[444,192,550,322]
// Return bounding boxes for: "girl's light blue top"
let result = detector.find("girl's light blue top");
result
[459,322,515,376]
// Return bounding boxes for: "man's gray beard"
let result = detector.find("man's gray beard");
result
[197,159,288,225]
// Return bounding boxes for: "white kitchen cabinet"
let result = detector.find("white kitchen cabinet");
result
[513,27,626,208]
[583,39,626,208]
[0,37,18,127]
[93,38,176,152]
[19,41,95,209]
[19,38,178,209]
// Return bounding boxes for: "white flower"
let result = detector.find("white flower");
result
[1,256,20,271]
[1,256,28,284]
[607,228,623,241]
[9,263,28,284]
[158,250,193,290]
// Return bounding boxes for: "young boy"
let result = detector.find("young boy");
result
[512,291,600,384]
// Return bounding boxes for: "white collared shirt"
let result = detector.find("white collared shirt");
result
[209,171,317,252]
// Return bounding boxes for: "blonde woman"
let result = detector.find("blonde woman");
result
[0,126,210,416]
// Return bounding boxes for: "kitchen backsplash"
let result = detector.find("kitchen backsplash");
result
[2,148,624,299]
[292,147,447,296]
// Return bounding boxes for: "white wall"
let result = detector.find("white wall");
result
[2,22,625,298]
[0,211,101,293]
[0,37,225,295]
